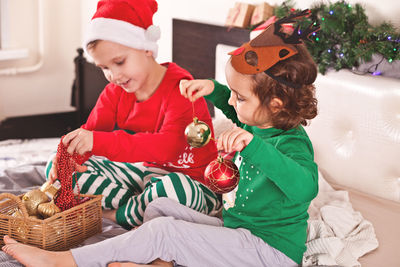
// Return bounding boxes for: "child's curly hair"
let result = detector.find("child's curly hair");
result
[251,44,318,130]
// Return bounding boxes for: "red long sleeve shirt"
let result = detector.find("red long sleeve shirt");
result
[82,63,217,184]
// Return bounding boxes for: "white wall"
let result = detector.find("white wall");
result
[154,0,400,63]
[0,0,398,120]
[0,0,84,120]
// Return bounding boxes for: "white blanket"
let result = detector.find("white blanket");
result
[302,172,379,267]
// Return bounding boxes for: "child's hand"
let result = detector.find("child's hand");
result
[48,155,58,184]
[217,127,253,153]
[179,79,215,102]
[48,155,88,184]
[63,128,93,156]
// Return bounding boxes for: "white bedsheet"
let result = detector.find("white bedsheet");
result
[0,138,59,171]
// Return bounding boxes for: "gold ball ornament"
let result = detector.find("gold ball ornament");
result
[38,201,61,218]
[22,189,49,216]
[184,117,211,148]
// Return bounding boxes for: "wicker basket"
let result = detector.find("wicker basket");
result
[0,193,102,251]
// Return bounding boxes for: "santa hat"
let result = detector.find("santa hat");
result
[83,0,161,58]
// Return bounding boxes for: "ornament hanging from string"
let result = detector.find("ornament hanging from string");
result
[184,98,240,193]
[184,100,212,148]
[204,155,239,194]
[184,117,212,148]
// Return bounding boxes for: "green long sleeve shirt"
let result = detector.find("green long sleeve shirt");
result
[205,80,319,264]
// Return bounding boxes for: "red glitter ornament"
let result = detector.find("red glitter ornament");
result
[54,136,91,211]
[204,155,240,194]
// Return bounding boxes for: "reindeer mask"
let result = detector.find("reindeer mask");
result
[229,10,319,89]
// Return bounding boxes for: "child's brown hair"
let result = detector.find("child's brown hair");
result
[86,40,100,51]
[251,44,318,130]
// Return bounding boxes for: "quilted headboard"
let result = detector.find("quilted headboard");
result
[305,70,400,202]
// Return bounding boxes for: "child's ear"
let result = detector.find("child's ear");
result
[270,97,283,113]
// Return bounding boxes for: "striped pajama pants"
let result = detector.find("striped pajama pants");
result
[45,156,221,229]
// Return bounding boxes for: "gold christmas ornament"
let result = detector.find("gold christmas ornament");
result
[38,201,61,218]
[40,181,60,199]
[184,117,212,148]
[22,189,49,216]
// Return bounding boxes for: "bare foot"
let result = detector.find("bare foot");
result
[103,209,117,223]
[2,235,77,267]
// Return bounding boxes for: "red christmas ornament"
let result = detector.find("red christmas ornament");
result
[204,155,240,194]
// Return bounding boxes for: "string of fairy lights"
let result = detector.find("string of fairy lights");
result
[271,0,400,74]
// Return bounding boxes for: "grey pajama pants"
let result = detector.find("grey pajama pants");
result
[71,198,298,267]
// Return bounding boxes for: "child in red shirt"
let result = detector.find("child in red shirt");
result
[46,0,220,229]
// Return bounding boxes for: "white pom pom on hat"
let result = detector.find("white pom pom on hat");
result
[83,0,160,58]
[145,25,161,42]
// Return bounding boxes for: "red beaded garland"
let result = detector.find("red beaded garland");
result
[54,137,90,211]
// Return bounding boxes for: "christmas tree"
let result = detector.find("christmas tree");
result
[274,0,400,74]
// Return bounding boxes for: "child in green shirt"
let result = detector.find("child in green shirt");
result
[2,10,319,267]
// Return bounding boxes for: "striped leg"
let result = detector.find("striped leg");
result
[45,157,221,229]
[45,156,147,210]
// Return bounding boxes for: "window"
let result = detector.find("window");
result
[0,0,29,61]
[0,0,9,49]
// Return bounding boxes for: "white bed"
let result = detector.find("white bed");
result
[0,18,398,267]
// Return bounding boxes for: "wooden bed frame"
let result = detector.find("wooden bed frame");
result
[172,19,249,117]
[172,19,249,79]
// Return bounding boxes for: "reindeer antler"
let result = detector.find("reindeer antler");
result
[274,9,320,44]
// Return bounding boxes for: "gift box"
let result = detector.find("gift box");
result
[250,2,274,26]
[225,2,255,28]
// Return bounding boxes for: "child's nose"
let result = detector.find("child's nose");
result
[228,93,235,106]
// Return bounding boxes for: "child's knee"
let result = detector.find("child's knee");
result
[144,198,178,223]
[143,198,165,222]
[145,216,177,237]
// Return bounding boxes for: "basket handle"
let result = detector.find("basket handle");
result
[0,193,29,218]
